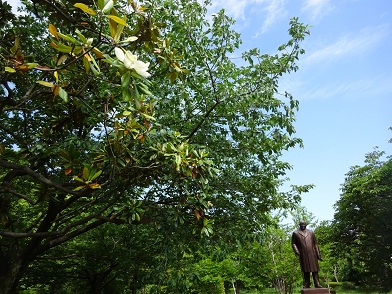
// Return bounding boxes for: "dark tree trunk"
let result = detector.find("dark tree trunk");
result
[0,254,27,294]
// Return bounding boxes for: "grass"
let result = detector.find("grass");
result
[240,288,392,294]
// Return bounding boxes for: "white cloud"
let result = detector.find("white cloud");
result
[209,0,287,34]
[303,24,390,65]
[259,0,288,34]
[209,0,250,19]
[301,0,333,22]
[300,75,392,101]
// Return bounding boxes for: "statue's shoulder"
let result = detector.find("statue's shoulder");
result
[292,229,300,236]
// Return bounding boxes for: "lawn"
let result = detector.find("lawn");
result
[241,288,392,294]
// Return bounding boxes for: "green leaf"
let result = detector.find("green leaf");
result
[106,15,127,26]
[57,32,79,44]
[83,55,91,73]
[74,3,96,15]
[102,0,114,14]
[5,67,16,73]
[58,87,69,103]
[89,170,102,181]
[122,87,132,102]
[121,71,131,89]
[26,63,38,69]
[82,166,89,181]
[53,43,73,53]
[75,29,87,43]
[36,80,54,87]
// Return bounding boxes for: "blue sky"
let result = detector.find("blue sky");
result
[208,0,392,222]
[7,0,392,222]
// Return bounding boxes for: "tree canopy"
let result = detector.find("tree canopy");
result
[0,0,310,292]
[331,148,392,292]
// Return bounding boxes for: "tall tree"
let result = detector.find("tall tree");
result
[332,148,392,292]
[0,0,310,292]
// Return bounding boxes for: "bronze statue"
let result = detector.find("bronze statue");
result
[292,221,323,288]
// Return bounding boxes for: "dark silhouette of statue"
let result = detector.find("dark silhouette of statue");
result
[292,220,323,288]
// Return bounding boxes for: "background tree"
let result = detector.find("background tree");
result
[0,0,310,292]
[331,147,392,292]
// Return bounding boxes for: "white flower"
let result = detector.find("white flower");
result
[114,47,151,78]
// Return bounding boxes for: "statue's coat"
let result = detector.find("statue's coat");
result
[292,228,321,273]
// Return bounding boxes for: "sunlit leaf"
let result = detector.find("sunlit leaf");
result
[74,3,96,15]
[73,185,86,191]
[53,43,72,53]
[49,24,58,39]
[90,170,102,181]
[26,63,38,69]
[102,0,114,14]
[83,55,90,73]
[89,183,101,189]
[54,71,59,83]
[36,80,54,87]
[92,47,104,59]
[5,67,16,73]
[106,15,127,26]
[82,166,89,181]
[57,54,68,65]
[58,87,69,103]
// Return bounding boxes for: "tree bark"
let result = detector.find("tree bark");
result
[0,253,27,294]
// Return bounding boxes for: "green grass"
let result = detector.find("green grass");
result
[240,288,392,294]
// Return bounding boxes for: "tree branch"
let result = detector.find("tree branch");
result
[0,159,83,196]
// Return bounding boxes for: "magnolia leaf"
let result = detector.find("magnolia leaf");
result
[114,24,125,43]
[58,87,69,103]
[49,24,58,39]
[108,18,117,38]
[74,3,96,15]
[89,183,101,189]
[54,71,59,83]
[10,37,20,54]
[57,32,79,44]
[89,53,100,72]
[75,29,87,43]
[121,70,131,89]
[73,175,85,183]
[92,48,104,59]
[36,80,54,87]
[102,0,114,14]
[73,185,86,191]
[106,15,127,26]
[83,166,89,181]
[53,43,73,53]
[90,63,100,76]
[26,63,38,69]
[122,87,132,102]
[5,67,16,73]
[175,154,181,170]
[140,112,156,121]
[90,170,102,181]
[97,0,105,9]
[57,54,68,65]
[83,55,90,73]
[121,36,138,43]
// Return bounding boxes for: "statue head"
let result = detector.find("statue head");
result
[299,220,307,230]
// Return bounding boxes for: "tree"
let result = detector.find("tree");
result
[332,148,392,292]
[0,0,310,292]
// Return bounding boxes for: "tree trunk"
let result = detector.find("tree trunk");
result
[0,255,26,294]
[333,265,339,282]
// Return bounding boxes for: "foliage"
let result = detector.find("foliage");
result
[0,0,310,292]
[332,148,392,292]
